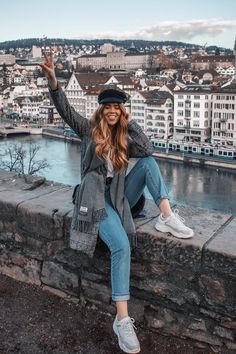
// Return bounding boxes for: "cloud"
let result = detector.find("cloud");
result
[74,19,236,42]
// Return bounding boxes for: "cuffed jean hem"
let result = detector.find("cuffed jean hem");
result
[112,294,130,301]
[155,195,170,206]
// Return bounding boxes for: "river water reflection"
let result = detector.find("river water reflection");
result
[1,135,236,215]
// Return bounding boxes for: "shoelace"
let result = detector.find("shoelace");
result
[121,318,137,337]
[173,209,185,224]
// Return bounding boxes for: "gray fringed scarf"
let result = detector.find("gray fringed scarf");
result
[70,140,136,258]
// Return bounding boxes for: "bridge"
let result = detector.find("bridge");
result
[0,126,42,137]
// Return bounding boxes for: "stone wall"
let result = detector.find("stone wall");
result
[0,170,235,350]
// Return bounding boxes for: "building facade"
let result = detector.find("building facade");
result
[190,55,234,71]
[0,55,16,66]
[211,85,236,146]
[130,91,174,139]
[76,52,173,71]
[173,87,212,142]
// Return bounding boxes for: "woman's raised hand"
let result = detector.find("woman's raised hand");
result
[39,47,57,90]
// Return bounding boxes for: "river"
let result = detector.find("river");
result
[1,135,236,215]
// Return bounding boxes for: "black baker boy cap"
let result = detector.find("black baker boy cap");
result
[98,88,127,104]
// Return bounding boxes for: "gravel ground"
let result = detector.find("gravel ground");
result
[0,274,233,354]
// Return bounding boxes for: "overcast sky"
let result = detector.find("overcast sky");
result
[1,0,236,48]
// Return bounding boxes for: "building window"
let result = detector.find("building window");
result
[193,120,200,127]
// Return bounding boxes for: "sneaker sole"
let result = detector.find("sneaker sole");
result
[155,224,194,239]
[113,323,141,354]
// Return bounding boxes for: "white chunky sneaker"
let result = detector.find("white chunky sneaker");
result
[155,209,194,239]
[113,315,141,353]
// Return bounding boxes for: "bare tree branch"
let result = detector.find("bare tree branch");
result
[0,142,50,180]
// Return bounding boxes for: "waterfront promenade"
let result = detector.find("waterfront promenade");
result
[153,150,236,170]
[42,128,236,170]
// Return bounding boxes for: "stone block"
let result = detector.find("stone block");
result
[134,198,158,228]
[131,277,201,307]
[146,306,223,346]
[64,209,73,238]
[41,284,75,299]
[41,261,80,296]
[2,221,17,233]
[200,307,222,320]
[0,254,41,285]
[182,329,223,346]
[221,320,236,330]
[213,326,234,341]
[144,305,181,335]
[225,341,236,350]
[81,278,111,304]
[128,297,148,322]
[199,274,236,312]
[53,248,89,269]
[203,217,236,277]
[188,319,207,332]
[130,262,148,279]
[146,262,196,293]
[17,187,73,240]
[82,270,107,282]
[136,206,231,270]
[0,174,66,224]
[0,231,14,241]
[148,262,171,276]
[80,294,116,315]
[199,275,225,302]
[45,240,66,257]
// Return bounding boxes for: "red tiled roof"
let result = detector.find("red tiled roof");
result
[74,72,111,88]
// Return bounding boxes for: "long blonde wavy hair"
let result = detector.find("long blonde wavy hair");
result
[91,104,129,173]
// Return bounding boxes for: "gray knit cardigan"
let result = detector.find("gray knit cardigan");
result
[49,85,154,257]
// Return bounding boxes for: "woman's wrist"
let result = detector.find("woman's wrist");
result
[48,78,58,91]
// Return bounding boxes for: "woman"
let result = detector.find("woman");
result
[40,49,193,354]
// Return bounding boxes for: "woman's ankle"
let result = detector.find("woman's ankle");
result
[116,300,128,321]
[117,313,129,321]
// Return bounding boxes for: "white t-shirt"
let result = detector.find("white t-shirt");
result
[106,155,114,177]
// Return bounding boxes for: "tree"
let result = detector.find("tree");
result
[0,142,50,181]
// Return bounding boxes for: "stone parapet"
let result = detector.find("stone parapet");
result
[0,170,235,350]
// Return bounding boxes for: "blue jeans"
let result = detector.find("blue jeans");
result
[98,156,169,301]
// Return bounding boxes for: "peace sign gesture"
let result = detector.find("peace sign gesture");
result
[39,47,57,90]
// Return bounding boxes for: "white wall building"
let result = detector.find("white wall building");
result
[173,87,212,142]
[0,54,16,66]
[130,90,174,138]
[77,51,149,71]
[21,96,42,118]
[211,85,236,146]
[85,91,99,118]
[100,43,118,54]
[64,72,136,119]
[39,102,61,125]
[65,72,86,117]
[130,92,146,131]
[215,66,235,77]
[32,46,42,59]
